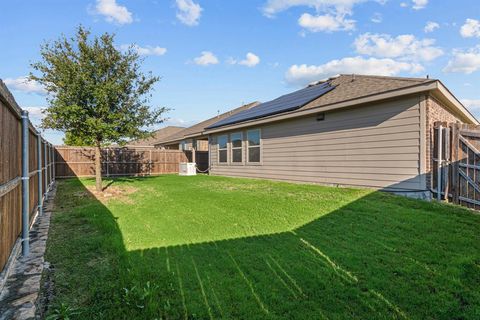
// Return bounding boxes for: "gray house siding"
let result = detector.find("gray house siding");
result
[209,95,426,191]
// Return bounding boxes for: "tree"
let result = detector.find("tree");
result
[63,132,92,146]
[30,26,166,192]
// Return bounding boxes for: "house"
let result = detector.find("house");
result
[154,102,259,151]
[126,126,185,147]
[200,74,478,199]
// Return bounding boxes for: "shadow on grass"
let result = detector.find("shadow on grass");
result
[45,176,480,320]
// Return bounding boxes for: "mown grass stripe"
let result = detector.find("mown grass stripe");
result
[227,252,269,315]
[191,256,214,320]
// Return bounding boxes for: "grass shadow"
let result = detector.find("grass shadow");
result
[44,176,480,319]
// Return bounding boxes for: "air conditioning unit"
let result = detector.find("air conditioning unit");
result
[179,162,196,176]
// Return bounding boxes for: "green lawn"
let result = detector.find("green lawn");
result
[45,175,480,319]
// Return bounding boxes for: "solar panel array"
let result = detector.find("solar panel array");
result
[207,82,335,129]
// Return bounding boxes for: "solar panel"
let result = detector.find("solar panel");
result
[207,82,335,129]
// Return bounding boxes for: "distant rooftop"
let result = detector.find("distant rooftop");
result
[127,126,185,146]
[154,101,259,145]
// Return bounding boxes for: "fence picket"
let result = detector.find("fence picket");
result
[0,81,55,273]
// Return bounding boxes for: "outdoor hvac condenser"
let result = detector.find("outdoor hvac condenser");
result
[179,162,196,176]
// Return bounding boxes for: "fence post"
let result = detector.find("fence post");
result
[21,110,30,256]
[437,124,443,201]
[37,135,43,216]
[44,141,48,195]
[149,149,152,176]
[50,144,54,184]
[52,145,55,182]
[451,123,460,204]
[443,125,450,200]
[106,148,109,177]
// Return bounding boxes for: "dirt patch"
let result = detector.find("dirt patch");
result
[81,185,138,204]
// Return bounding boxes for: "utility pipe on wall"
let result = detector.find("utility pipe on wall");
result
[21,110,30,256]
[37,135,43,216]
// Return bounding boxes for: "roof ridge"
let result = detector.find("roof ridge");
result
[338,74,434,82]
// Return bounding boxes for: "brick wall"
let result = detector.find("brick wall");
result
[425,95,461,189]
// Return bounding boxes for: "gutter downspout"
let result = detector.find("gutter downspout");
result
[21,110,30,256]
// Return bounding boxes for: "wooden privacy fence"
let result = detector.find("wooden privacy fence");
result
[0,81,55,274]
[55,147,208,178]
[433,121,480,209]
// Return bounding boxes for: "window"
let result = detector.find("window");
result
[230,132,243,163]
[247,129,261,163]
[218,135,228,163]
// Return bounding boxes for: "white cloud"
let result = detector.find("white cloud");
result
[371,12,382,23]
[354,33,443,62]
[24,106,46,118]
[175,0,202,26]
[298,13,355,32]
[412,0,428,10]
[262,0,366,17]
[460,19,480,38]
[229,52,261,67]
[120,44,167,56]
[164,118,197,127]
[94,0,133,24]
[4,76,46,95]
[443,46,480,74]
[193,51,219,66]
[424,21,439,33]
[262,0,371,33]
[461,99,480,111]
[400,2,408,7]
[285,57,423,86]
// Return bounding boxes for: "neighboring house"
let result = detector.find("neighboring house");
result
[200,74,478,198]
[126,126,185,147]
[154,102,259,151]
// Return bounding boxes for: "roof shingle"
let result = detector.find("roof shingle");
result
[301,74,435,111]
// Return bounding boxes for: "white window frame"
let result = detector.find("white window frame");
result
[247,129,261,164]
[218,135,228,164]
[230,132,243,164]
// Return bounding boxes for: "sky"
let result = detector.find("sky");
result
[2,0,480,145]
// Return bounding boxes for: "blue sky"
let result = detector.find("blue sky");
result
[2,0,480,145]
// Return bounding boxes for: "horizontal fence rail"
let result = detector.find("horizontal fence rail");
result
[54,147,208,178]
[0,80,55,274]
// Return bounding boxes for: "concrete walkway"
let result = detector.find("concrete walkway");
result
[0,185,56,320]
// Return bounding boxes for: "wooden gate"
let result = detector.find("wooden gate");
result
[434,121,480,209]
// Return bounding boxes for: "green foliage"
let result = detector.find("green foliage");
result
[63,131,92,146]
[45,303,81,320]
[30,25,167,146]
[122,281,160,310]
[45,176,480,319]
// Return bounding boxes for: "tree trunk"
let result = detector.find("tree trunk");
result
[95,142,102,192]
